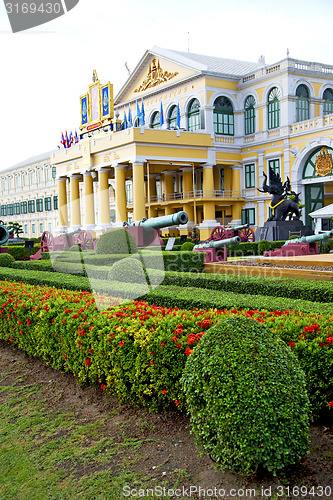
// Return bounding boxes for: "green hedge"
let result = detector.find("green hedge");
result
[2,245,39,261]
[0,280,332,420]
[1,265,333,315]
[142,285,333,315]
[158,270,333,303]
[50,250,206,273]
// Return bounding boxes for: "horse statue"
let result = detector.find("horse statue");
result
[258,167,300,221]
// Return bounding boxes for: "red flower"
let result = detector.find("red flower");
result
[88,349,93,354]
[288,340,296,348]
[319,342,325,347]
[329,401,333,408]
[231,309,238,314]
[160,342,165,347]
[119,340,124,346]
[174,400,180,405]
[326,337,333,344]
[85,359,91,366]
[171,336,178,342]
[101,384,106,390]
[162,389,167,394]
[185,348,193,356]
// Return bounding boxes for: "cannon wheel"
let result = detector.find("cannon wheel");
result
[40,231,54,252]
[210,226,227,241]
[238,226,255,242]
[74,230,93,249]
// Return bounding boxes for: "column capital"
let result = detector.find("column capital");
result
[95,166,111,173]
[202,163,214,169]
[113,163,127,170]
[69,174,81,179]
[132,160,145,167]
[57,177,68,182]
[162,170,176,175]
[181,167,193,173]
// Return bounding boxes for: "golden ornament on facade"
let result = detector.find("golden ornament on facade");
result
[134,58,179,93]
[315,147,333,176]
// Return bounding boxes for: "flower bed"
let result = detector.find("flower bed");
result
[0,280,332,419]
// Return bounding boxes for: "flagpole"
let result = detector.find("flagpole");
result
[192,162,197,226]
[147,161,151,219]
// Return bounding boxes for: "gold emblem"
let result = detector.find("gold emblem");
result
[134,58,179,93]
[315,147,333,176]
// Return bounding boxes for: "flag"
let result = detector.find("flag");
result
[136,101,141,125]
[65,130,69,148]
[60,132,65,148]
[75,130,79,144]
[140,99,145,126]
[68,131,73,146]
[176,103,181,128]
[123,111,128,129]
[160,101,164,127]
[128,106,133,128]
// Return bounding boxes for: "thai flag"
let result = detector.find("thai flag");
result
[69,131,73,146]
[65,130,69,148]
[60,132,65,148]
[75,130,79,143]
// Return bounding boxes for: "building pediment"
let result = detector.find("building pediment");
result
[115,47,204,104]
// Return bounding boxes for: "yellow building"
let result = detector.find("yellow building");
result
[3,47,333,240]
[0,151,58,238]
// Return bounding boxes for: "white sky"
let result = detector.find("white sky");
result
[0,0,332,170]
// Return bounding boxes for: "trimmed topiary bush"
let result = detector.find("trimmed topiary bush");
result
[180,241,195,252]
[258,239,272,255]
[96,228,138,255]
[0,253,15,267]
[182,316,310,474]
[107,256,147,284]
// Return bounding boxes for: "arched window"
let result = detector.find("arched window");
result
[296,84,310,122]
[213,96,234,135]
[323,88,333,115]
[268,87,280,129]
[168,105,177,129]
[244,95,256,135]
[150,111,160,129]
[187,99,200,131]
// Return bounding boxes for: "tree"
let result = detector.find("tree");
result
[6,222,23,238]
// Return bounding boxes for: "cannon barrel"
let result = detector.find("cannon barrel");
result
[194,235,241,250]
[284,230,333,246]
[0,225,14,245]
[228,223,249,232]
[129,211,188,229]
[64,228,82,236]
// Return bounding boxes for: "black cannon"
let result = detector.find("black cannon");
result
[0,221,15,254]
[194,235,241,263]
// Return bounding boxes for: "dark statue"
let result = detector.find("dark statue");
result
[258,166,300,221]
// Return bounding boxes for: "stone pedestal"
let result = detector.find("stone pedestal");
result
[255,220,313,241]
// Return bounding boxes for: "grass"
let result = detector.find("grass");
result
[0,363,163,500]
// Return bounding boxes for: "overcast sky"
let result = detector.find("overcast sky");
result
[0,0,332,171]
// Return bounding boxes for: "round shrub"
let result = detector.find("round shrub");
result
[180,241,195,252]
[182,316,310,474]
[258,239,272,255]
[0,253,15,267]
[108,256,147,284]
[96,228,138,255]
